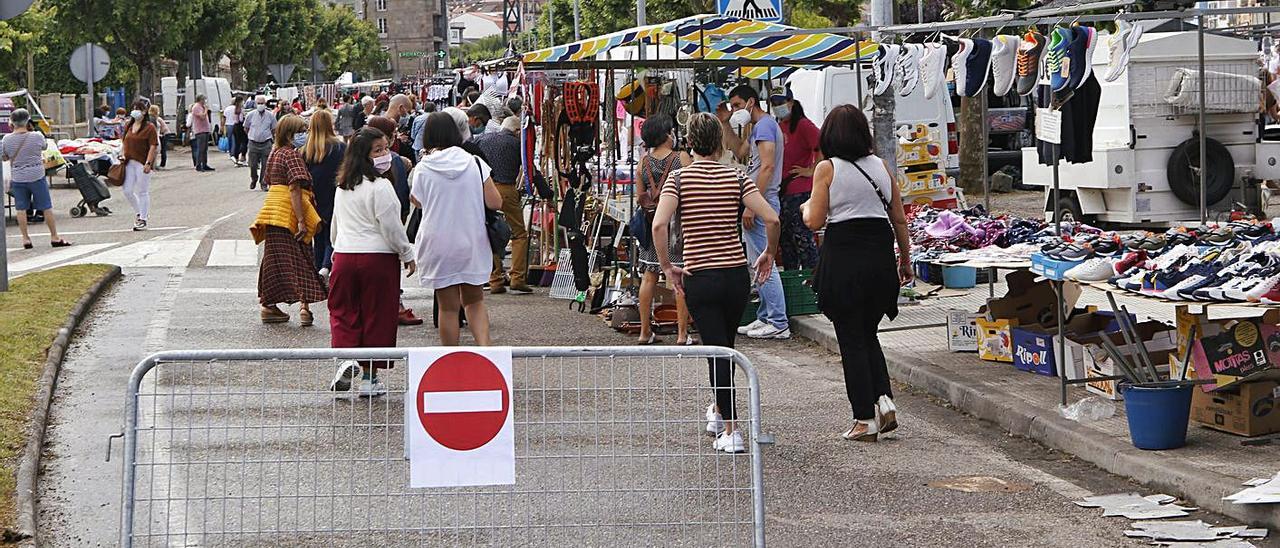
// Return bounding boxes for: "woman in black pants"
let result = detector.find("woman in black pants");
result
[652,112,780,454]
[802,105,913,442]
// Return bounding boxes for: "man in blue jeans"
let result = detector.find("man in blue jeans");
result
[722,85,789,339]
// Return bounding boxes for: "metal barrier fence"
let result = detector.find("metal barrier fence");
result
[117,347,765,547]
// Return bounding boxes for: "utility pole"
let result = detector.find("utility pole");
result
[573,0,581,40]
[869,0,896,175]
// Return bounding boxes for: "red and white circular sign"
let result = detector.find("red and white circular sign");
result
[416,351,511,451]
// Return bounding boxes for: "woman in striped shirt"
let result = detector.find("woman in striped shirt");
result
[651,112,780,454]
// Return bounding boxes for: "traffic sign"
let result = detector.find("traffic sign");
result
[69,43,110,84]
[408,349,515,488]
[0,0,35,20]
[717,0,782,23]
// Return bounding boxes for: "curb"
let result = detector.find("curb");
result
[10,265,122,546]
[791,316,1280,530]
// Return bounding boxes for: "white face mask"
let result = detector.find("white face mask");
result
[372,152,393,173]
[256,105,266,113]
[130,110,143,120]
[730,109,752,128]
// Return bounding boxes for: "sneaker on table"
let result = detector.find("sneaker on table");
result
[1064,257,1115,282]
[705,404,725,437]
[919,43,947,100]
[1245,271,1280,302]
[1016,31,1045,96]
[1104,20,1143,82]
[713,431,746,454]
[989,34,1021,96]
[747,324,791,340]
[738,319,766,336]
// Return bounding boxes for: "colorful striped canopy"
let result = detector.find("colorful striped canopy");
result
[520,14,879,78]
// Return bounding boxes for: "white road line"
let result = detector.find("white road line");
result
[8,243,119,273]
[182,287,257,294]
[421,390,505,413]
[5,226,188,239]
[69,240,201,268]
[206,240,258,267]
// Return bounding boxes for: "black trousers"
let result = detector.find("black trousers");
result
[159,134,173,167]
[684,266,750,422]
[829,307,893,421]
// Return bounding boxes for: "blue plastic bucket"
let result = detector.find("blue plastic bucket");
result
[1121,384,1194,450]
[942,266,977,289]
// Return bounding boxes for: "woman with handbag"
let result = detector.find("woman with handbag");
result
[120,100,159,231]
[409,112,503,345]
[801,105,914,442]
[1,109,70,248]
[633,114,692,345]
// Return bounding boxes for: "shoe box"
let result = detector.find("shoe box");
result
[1191,379,1280,437]
[1083,325,1178,401]
[1031,253,1085,281]
[947,309,983,352]
[977,316,1015,362]
[1178,305,1280,392]
[976,271,1083,364]
[1010,309,1127,378]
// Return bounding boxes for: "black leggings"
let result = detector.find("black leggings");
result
[683,266,750,421]
[829,307,892,421]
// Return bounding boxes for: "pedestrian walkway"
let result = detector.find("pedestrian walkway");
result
[9,238,266,273]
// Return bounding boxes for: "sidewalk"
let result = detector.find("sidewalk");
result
[792,285,1280,530]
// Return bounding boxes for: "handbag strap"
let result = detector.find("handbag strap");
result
[644,154,676,204]
[846,157,892,214]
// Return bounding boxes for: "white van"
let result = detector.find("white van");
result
[160,76,233,132]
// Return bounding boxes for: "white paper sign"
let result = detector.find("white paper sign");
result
[1036,108,1063,145]
[408,349,515,488]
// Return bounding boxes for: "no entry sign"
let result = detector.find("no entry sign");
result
[408,349,515,488]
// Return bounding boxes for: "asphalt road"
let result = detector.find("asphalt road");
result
[24,151,1273,547]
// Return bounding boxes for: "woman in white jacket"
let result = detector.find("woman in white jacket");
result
[326,126,416,397]
[410,112,503,345]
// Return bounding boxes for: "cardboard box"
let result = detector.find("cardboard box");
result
[1191,380,1280,437]
[1008,309,1121,378]
[947,309,982,353]
[1012,326,1057,376]
[977,317,1014,363]
[1175,305,1280,389]
[1031,253,1086,281]
[1191,318,1280,392]
[985,270,1081,329]
[1081,325,1177,400]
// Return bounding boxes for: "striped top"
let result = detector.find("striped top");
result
[661,160,759,272]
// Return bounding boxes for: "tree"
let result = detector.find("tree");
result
[313,4,388,81]
[189,0,258,87]
[236,0,323,87]
[450,35,509,67]
[0,4,52,91]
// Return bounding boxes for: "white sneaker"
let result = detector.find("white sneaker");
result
[355,378,387,398]
[872,44,899,95]
[747,324,791,340]
[919,43,947,100]
[318,267,330,285]
[1064,257,1116,282]
[705,404,725,436]
[1104,21,1143,82]
[713,431,746,453]
[989,34,1021,96]
[896,44,921,97]
[737,319,766,336]
[950,39,972,100]
[329,360,361,392]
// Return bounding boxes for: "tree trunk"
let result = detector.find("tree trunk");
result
[137,59,156,104]
[957,95,985,193]
[229,58,245,89]
[872,89,898,179]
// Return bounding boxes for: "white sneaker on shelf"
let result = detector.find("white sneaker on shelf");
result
[747,324,791,340]
[919,43,947,100]
[1064,257,1116,282]
[989,34,1021,96]
[738,319,766,336]
[329,360,361,392]
[355,378,387,398]
[705,404,725,437]
[713,431,746,454]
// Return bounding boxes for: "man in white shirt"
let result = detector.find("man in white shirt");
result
[222,100,243,166]
[242,95,277,190]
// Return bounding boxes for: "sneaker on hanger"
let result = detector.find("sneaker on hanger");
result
[1016,31,1045,96]
[920,43,947,100]
[1047,27,1072,92]
[990,34,1021,96]
[1104,20,1144,82]
[1079,26,1099,87]
[1066,26,1092,90]
[872,44,899,96]
[950,39,972,98]
[897,44,922,97]
[963,38,993,97]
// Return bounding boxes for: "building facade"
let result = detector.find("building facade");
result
[361,0,450,78]
[1197,0,1271,29]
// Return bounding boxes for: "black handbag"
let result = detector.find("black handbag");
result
[475,158,512,255]
[628,206,651,250]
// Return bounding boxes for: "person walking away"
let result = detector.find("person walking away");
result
[633,114,692,344]
[250,115,326,326]
[233,97,249,165]
[473,115,531,294]
[801,105,913,442]
[121,101,159,231]
[150,105,173,169]
[1,109,71,249]
[410,112,503,345]
[243,95,277,191]
[721,85,789,340]
[651,112,780,454]
[190,95,214,171]
[336,94,355,139]
[223,97,244,166]
[303,108,347,277]
[365,115,423,325]
[771,90,822,270]
[326,126,416,397]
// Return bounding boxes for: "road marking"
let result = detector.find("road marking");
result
[5,226,188,239]
[69,240,200,268]
[207,240,258,267]
[182,287,257,294]
[7,243,119,273]
[422,390,505,413]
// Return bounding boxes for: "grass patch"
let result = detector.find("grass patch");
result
[0,264,112,535]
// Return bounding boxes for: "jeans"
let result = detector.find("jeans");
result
[248,139,272,186]
[743,192,787,329]
[192,132,210,169]
[313,221,334,271]
[225,125,237,158]
[829,306,893,420]
[683,266,750,421]
[159,134,173,167]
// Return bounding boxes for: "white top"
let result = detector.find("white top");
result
[410,146,493,290]
[827,156,893,223]
[223,105,239,126]
[330,176,414,263]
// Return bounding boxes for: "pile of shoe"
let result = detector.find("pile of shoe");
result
[869,21,1143,100]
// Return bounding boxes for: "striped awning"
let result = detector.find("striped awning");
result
[519,15,878,77]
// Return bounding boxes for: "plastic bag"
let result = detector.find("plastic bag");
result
[1059,397,1115,422]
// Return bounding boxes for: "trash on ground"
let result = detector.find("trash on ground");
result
[1124,520,1269,542]
[1224,472,1280,504]
[1074,493,1195,519]
[926,476,1031,493]
[1059,396,1116,422]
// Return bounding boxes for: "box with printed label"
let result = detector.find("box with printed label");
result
[947,309,982,352]
[977,317,1014,363]
[1191,380,1280,437]
[1012,326,1057,376]
[1011,310,1122,378]
[1030,253,1086,281]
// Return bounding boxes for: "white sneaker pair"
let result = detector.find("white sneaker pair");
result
[705,404,745,452]
[329,360,387,397]
[747,323,791,340]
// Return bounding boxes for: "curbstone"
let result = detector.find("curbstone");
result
[10,265,122,546]
[792,315,1280,530]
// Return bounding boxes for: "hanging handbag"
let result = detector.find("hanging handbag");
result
[475,158,512,255]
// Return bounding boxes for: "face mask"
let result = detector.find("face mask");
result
[730,109,752,128]
[470,125,485,135]
[772,104,790,121]
[292,132,307,148]
[257,105,266,113]
[130,110,143,120]
[372,152,393,173]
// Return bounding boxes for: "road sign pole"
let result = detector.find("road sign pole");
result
[85,47,95,138]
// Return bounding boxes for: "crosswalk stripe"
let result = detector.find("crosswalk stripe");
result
[207,240,258,267]
[70,240,201,268]
[8,243,119,273]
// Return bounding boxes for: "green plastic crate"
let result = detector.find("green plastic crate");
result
[740,299,760,326]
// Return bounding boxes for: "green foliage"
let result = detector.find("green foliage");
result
[238,0,323,86]
[314,3,389,81]
[451,34,510,66]
[0,4,53,91]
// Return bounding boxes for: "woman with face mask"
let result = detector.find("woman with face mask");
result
[324,127,417,397]
[121,100,159,231]
[250,114,326,326]
[303,108,347,277]
[365,115,423,326]
[769,89,822,271]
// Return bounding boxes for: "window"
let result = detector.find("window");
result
[376,0,387,11]
[377,17,388,36]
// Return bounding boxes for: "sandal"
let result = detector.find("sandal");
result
[22,242,33,249]
[637,333,662,345]
[299,309,314,327]
[51,240,73,248]
[841,420,879,442]
[260,306,290,324]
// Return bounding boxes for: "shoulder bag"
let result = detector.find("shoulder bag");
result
[475,158,512,255]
